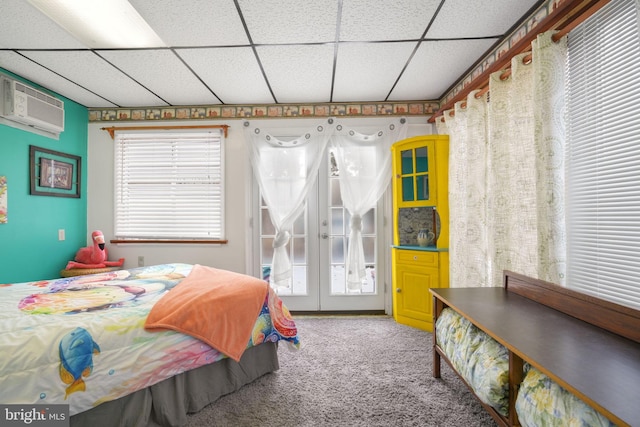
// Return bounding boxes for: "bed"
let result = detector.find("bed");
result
[0,263,300,426]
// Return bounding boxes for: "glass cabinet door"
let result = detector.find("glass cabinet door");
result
[401,149,414,202]
[398,143,434,205]
[415,146,429,201]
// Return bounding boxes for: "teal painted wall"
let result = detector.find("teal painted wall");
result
[0,69,88,283]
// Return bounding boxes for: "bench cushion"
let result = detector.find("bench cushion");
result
[437,307,617,426]
[436,307,510,416]
[515,366,615,427]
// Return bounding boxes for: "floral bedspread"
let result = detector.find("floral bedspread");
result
[0,264,299,415]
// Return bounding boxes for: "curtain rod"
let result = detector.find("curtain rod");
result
[429,0,611,123]
[101,124,230,139]
[453,53,533,114]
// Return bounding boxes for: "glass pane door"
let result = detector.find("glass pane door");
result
[255,149,386,311]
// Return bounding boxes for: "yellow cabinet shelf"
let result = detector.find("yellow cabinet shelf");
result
[391,135,449,332]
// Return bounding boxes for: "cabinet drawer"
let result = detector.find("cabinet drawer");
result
[395,250,439,267]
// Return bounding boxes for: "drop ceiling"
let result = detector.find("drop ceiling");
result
[0,0,543,109]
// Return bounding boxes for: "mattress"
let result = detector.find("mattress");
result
[0,263,299,416]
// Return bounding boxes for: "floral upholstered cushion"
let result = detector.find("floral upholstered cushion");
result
[435,307,510,416]
[436,307,617,426]
[515,367,616,427]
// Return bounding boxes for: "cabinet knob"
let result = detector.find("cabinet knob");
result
[413,256,418,260]
[396,288,402,293]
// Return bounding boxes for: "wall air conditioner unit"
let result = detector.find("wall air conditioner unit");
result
[0,76,65,136]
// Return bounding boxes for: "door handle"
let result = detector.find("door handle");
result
[321,232,329,239]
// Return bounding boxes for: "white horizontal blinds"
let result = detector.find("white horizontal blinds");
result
[566,0,640,309]
[114,130,224,240]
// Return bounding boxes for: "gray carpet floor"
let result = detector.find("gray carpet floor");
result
[185,315,498,427]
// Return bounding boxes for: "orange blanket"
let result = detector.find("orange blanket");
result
[144,264,268,362]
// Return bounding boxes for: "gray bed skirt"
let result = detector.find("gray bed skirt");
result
[70,342,279,427]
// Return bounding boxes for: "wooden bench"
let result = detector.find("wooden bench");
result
[430,270,640,427]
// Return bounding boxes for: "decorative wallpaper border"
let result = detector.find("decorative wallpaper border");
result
[441,0,561,105]
[88,101,440,122]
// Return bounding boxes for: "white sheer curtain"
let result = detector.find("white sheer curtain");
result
[438,30,567,287]
[244,119,335,290]
[330,118,408,290]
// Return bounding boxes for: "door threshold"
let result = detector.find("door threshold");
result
[291,310,386,316]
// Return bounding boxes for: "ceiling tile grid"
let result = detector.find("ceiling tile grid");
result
[129,0,250,46]
[18,50,167,107]
[0,50,118,108]
[177,47,274,105]
[96,49,220,105]
[0,0,546,111]
[239,0,339,44]
[426,0,541,38]
[256,44,335,104]
[339,0,442,41]
[390,38,499,101]
[333,42,418,102]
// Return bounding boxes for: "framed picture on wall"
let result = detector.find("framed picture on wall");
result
[29,145,81,198]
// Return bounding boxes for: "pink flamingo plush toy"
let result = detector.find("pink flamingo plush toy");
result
[65,230,124,270]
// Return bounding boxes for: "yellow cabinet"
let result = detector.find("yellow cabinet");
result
[391,135,449,331]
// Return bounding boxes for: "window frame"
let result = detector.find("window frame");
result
[107,125,228,244]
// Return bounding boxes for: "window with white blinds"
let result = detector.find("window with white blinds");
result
[114,129,224,241]
[565,0,640,310]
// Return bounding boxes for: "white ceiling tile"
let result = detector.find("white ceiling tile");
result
[129,0,249,47]
[333,42,416,102]
[340,0,441,41]
[428,0,541,38]
[0,1,86,49]
[0,0,542,107]
[97,49,220,105]
[238,0,338,44]
[256,45,335,104]
[177,47,274,104]
[18,50,166,107]
[0,51,117,108]
[389,39,498,101]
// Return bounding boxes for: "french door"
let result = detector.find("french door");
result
[251,148,389,312]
